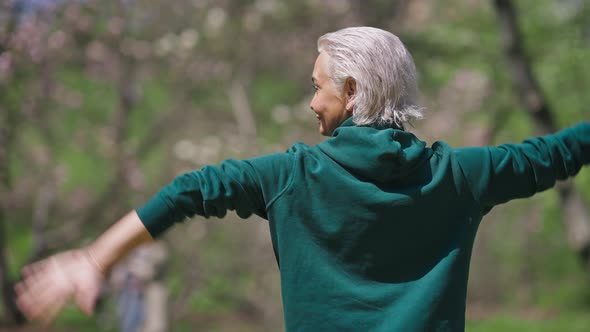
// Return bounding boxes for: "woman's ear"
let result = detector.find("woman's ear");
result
[344,78,356,112]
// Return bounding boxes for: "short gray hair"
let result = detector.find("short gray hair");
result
[317,27,423,128]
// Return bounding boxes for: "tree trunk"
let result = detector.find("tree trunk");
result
[492,0,590,273]
[0,111,25,325]
[0,6,26,322]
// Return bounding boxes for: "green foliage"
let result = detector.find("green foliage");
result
[251,74,301,140]
[190,275,238,314]
[6,224,32,278]
[54,306,117,332]
[252,74,300,115]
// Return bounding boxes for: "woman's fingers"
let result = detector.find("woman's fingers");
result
[75,293,96,316]
[21,258,49,278]
[15,254,76,324]
[14,282,36,320]
[14,250,105,325]
[27,280,67,321]
[15,273,52,320]
[40,296,67,327]
[16,272,65,321]
[20,262,48,296]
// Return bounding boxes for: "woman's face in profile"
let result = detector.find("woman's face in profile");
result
[310,52,352,136]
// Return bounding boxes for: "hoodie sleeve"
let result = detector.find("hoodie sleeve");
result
[454,122,590,210]
[136,151,294,238]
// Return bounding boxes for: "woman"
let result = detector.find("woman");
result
[15,27,590,331]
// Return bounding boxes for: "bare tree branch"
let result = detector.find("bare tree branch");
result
[27,184,55,263]
[493,0,556,134]
[227,80,257,145]
[493,0,590,274]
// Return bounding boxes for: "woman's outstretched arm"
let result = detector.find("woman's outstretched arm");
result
[14,151,293,326]
[14,210,153,326]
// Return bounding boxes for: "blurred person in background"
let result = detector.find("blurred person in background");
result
[109,242,168,332]
[14,26,590,331]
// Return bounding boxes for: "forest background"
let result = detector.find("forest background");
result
[1,0,590,331]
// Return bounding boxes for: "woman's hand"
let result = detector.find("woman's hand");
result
[14,211,153,325]
[15,248,105,326]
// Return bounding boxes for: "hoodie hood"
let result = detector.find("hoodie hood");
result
[317,118,432,182]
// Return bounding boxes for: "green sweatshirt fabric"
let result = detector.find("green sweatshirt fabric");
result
[137,119,590,331]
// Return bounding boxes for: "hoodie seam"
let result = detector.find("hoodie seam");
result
[265,148,298,211]
[454,154,484,212]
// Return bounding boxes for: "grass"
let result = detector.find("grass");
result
[40,311,590,332]
[466,312,590,332]
[4,307,590,331]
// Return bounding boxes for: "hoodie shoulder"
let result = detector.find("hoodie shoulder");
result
[316,126,432,182]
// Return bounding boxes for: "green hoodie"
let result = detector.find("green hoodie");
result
[137,118,590,331]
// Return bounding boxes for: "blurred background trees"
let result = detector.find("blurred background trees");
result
[0,0,589,331]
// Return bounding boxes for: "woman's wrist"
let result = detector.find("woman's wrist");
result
[84,246,108,275]
[85,210,154,276]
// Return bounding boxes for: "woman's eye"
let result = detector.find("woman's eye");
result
[312,84,319,92]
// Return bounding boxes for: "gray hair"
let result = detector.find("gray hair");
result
[317,27,423,128]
